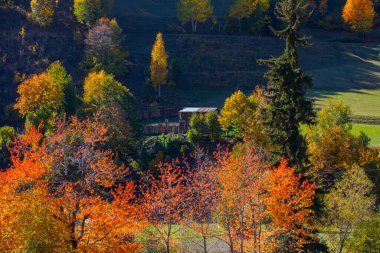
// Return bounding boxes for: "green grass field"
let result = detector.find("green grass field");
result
[310,89,380,118]
[352,124,380,147]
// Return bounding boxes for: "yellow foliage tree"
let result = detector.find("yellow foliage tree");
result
[342,0,375,33]
[306,100,369,186]
[15,73,60,116]
[29,0,55,26]
[228,0,269,31]
[177,0,213,32]
[218,87,267,144]
[83,70,131,109]
[82,70,142,141]
[14,61,71,128]
[229,0,258,21]
[150,32,168,99]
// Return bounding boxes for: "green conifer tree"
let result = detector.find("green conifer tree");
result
[258,0,314,169]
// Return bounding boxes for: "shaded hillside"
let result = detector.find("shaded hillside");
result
[110,0,380,97]
[0,1,83,124]
[123,30,380,98]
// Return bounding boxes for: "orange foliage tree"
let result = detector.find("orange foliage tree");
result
[0,116,143,252]
[213,143,273,253]
[141,160,188,253]
[266,158,317,252]
[183,149,219,253]
[342,0,375,33]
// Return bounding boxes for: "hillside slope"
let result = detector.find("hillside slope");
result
[111,0,380,95]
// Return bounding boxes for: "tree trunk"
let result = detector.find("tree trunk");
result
[71,239,78,251]
[166,224,172,253]
[200,223,208,253]
[158,84,161,99]
[203,235,208,253]
[229,244,234,253]
[258,220,262,253]
[228,229,234,253]
[339,229,345,253]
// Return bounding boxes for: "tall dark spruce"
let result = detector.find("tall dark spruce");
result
[258,0,314,169]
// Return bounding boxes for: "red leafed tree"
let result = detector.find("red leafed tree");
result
[0,116,142,252]
[141,160,188,253]
[265,158,317,252]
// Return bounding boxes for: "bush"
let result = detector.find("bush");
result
[346,214,380,253]
[186,111,221,145]
[142,134,191,175]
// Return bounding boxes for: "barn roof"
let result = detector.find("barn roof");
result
[179,107,217,113]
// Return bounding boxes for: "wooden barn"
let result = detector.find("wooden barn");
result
[178,107,218,124]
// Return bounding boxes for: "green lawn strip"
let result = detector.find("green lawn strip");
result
[308,89,380,119]
[352,124,380,147]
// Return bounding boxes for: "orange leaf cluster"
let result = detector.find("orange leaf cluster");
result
[0,117,142,252]
[342,0,375,33]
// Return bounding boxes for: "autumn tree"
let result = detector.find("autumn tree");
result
[150,32,169,99]
[45,117,141,251]
[342,0,375,33]
[306,100,370,186]
[83,17,129,76]
[266,158,317,252]
[187,110,221,144]
[29,0,55,26]
[218,87,267,144]
[183,149,219,253]
[14,61,72,129]
[48,60,78,115]
[228,0,260,30]
[0,117,142,252]
[73,0,112,26]
[258,0,314,169]
[323,165,375,253]
[82,70,141,141]
[177,0,214,32]
[141,160,188,253]
[213,144,273,253]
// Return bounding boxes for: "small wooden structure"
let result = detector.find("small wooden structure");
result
[144,120,186,135]
[179,107,218,123]
[143,107,218,135]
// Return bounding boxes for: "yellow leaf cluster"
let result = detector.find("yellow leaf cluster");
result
[218,88,266,142]
[177,0,214,24]
[150,32,168,87]
[342,0,375,33]
[15,72,64,117]
[83,70,129,108]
